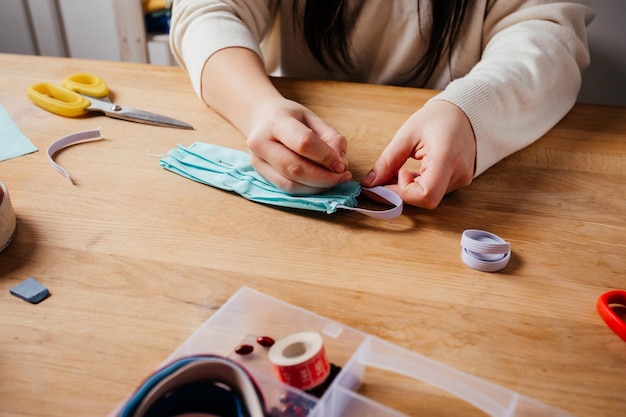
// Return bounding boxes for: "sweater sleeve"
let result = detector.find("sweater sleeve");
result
[169,0,278,96]
[431,0,594,177]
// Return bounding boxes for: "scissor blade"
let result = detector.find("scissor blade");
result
[86,97,193,129]
[107,106,194,129]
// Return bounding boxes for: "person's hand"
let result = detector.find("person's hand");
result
[198,47,351,195]
[361,100,476,208]
[246,97,352,194]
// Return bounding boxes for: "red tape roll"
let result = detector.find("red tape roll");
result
[268,331,330,391]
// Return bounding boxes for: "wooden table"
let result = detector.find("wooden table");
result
[0,54,624,417]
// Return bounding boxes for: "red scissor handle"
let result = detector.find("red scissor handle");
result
[596,290,626,342]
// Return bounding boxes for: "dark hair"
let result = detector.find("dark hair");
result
[294,0,472,85]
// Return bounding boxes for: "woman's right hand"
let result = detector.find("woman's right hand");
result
[246,97,352,194]
[200,47,351,195]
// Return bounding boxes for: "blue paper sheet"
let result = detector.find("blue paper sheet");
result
[0,104,37,162]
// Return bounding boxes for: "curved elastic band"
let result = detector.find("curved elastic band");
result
[596,290,626,342]
[460,229,511,272]
[336,186,403,220]
[47,127,103,183]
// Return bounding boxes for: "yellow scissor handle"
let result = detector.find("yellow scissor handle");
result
[61,73,109,98]
[27,82,91,117]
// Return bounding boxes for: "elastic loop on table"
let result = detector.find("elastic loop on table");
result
[596,290,626,342]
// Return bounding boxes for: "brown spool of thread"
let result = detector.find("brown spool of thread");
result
[0,181,17,253]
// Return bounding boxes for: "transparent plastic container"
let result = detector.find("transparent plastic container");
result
[114,287,576,417]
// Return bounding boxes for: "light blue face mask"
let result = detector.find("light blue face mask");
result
[160,143,402,219]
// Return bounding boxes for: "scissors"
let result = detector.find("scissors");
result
[596,290,626,342]
[26,73,193,129]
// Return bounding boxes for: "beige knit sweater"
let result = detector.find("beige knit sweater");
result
[170,0,594,176]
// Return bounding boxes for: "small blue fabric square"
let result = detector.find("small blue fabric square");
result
[10,277,50,304]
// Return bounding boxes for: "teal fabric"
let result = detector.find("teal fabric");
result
[160,142,362,214]
[0,104,37,162]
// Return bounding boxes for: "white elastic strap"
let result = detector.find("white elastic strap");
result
[336,186,403,220]
[47,127,103,184]
[460,229,511,272]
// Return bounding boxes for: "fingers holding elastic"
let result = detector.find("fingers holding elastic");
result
[303,112,349,167]
[249,142,352,193]
[271,115,348,174]
[393,151,472,209]
[361,130,417,187]
[251,155,321,194]
[394,167,449,209]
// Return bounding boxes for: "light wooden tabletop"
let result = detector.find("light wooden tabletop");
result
[0,54,624,417]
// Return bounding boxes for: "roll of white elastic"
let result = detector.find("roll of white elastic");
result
[460,229,511,272]
[0,181,17,253]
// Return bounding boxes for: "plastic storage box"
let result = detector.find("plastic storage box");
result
[113,287,576,417]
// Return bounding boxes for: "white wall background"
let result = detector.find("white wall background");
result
[0,0,40,55]
[1,0,624,106]
[0,0,147,62]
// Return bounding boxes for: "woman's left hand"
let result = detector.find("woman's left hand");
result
[361,100,476,209]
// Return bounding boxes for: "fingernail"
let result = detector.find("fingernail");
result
[363,170,376,184]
